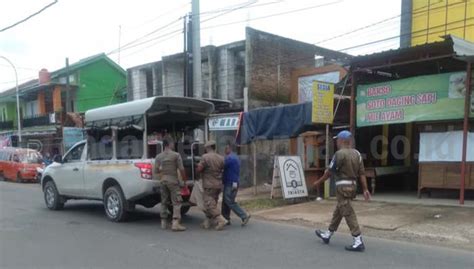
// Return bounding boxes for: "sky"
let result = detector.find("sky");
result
[0,0,402,92]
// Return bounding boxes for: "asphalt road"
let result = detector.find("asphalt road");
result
[1,181,473,269]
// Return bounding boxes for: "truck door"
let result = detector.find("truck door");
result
[55,143,86,196]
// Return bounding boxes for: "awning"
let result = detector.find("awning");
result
[21,126,58,136]
[236,102,312,144]
[85,97,214,123]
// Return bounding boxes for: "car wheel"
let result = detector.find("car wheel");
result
[0,172,4,181]
[44,181,64,210]
[104,186,128,222]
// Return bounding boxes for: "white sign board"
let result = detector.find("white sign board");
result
[208,115,240,131]
[419,131,474,162]
[271,156,308,199]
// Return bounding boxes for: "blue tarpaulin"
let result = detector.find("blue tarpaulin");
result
[236,102,313,144]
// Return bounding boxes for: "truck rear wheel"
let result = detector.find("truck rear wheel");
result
[104,185,128,222]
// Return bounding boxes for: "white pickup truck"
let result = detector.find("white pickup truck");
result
[41,97,214,222]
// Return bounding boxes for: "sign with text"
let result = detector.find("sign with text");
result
[63,127,84,152]
[357,72,472,127]
[271,156,308,199]
[208,115,240,131]
[312,81,334,124]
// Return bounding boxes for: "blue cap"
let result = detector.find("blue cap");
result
[333,130,352,140]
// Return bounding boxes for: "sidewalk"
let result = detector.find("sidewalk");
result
[237,186,474,251]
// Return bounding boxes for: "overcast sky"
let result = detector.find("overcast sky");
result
[0,0,401,92]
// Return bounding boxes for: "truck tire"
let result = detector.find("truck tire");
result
[180,206,191,215]
[104,185,128,222]
[44,181,64,210]
[166,205,191,217]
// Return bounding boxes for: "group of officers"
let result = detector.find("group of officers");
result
[155,130,370,252]
[154,139,251,232]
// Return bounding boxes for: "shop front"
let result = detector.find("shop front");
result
[349,35,474,203]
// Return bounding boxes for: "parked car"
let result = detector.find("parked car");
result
[41,96,214,222]
[0,147,44,183]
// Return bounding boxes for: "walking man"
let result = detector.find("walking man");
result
[222,142,251,226]
[313,130,371,252]
[155,139,187,232]
[196,140,228,230]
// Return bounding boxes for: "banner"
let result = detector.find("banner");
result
[357,72,473,127]
[312,81,334,124]
[63,127,84,152]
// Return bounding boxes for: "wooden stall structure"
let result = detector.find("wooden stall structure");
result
[349,35,474,204]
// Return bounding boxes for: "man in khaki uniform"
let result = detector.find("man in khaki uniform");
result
[313,130,371,252]
[196,140,228,230]
[155,139,187,232]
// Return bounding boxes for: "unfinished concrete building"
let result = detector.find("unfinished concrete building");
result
[127,27,350,112]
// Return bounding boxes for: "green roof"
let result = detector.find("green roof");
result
[0,53,125,100]
[50,53,126,78]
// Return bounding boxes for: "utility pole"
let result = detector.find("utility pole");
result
[65,58,71,113]
[118,25,122,65]
[0,56,21,143]
[183,15,188,97]
[191,0,202,98]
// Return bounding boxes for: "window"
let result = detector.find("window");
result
[64,143,85,163]
[88,129,113,160]
[116,127,143,159]
[25,100,39,117]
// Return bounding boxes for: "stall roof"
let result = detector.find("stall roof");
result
[85,96,214,123]
[351,35,474,68]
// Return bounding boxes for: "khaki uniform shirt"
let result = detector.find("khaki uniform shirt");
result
[329,148,365,181]
[155,150,184,182]
[199,152,224,189]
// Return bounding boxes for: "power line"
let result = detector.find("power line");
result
[202,0,343,31]
[0,0,58,32]
[314,15,401,45]
[126,1,191,31]
[113,0,342,57]
[108,17,183,55]
[314,0,470,46]
[339,20,474,52]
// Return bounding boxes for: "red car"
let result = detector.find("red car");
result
[0,147,43,183]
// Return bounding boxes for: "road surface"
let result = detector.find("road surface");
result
[1,181,473,269]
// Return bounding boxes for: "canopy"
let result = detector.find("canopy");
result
[85,97,215,128]
[236,102,312,144]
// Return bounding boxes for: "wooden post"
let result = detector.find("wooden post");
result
[324,124,330,198]
[460,63,472,205]
[253,141,257,195]
[350,72,356,135]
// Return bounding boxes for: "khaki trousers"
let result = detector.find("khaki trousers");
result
[160,180,182,220]
[328,184,361,236]
[202,188,221,219]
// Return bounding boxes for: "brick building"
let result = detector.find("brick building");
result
[127,27,350,111]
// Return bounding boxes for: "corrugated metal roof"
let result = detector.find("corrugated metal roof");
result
[351,35,474,67]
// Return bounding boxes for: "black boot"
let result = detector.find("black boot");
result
[315,229,332,244]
